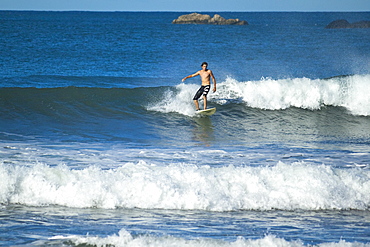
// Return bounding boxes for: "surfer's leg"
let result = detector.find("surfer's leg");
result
[194,100,200,111]
[193,87,204,111]
[201,85,210,110]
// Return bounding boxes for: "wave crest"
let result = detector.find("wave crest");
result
[214,75,370,115]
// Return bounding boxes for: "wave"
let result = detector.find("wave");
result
[0,86,165,122]
[43,229,370,247]
[1,161,369,211]
[1,74,369,121]
[150,74,370,116]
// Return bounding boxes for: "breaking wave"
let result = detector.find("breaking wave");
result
[1,161,369,211]
[150,74,370,116]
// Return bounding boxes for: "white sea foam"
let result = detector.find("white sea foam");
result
[1,161,369,211]
[149,74,370,116]
[49,229,370,247]
[215,74,370,116]
[148,83,200,116]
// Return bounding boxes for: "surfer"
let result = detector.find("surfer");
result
[182,62,216,111]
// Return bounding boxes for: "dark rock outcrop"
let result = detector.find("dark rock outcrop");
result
[172,13,248,25]
[326,19,370,29]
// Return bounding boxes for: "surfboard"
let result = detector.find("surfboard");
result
[196,107,216,116]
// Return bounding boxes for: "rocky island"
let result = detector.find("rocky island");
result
[326,19,370,29]
[172,13,248,25]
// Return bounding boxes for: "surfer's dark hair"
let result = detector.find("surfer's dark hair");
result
[201,62,208,67]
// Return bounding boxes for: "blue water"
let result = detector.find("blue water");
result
[1,11,370,246]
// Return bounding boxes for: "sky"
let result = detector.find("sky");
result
[0,0,369,12]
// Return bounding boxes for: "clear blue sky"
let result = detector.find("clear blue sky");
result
[0,0,369,12]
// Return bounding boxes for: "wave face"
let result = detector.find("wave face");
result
[1,161,369,211]
[0,86,163,142]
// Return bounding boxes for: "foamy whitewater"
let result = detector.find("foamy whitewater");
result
[1,11,370,246]
[1,160,370,210]
[47,230,370,247]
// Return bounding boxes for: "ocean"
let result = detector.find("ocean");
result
[1,11,370,246]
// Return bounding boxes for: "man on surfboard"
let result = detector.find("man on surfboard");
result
[182,62,216,111]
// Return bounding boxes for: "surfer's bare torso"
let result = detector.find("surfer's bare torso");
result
[182,65,216,89]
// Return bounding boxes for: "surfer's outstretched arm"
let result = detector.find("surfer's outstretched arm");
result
[182,71,200,82]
